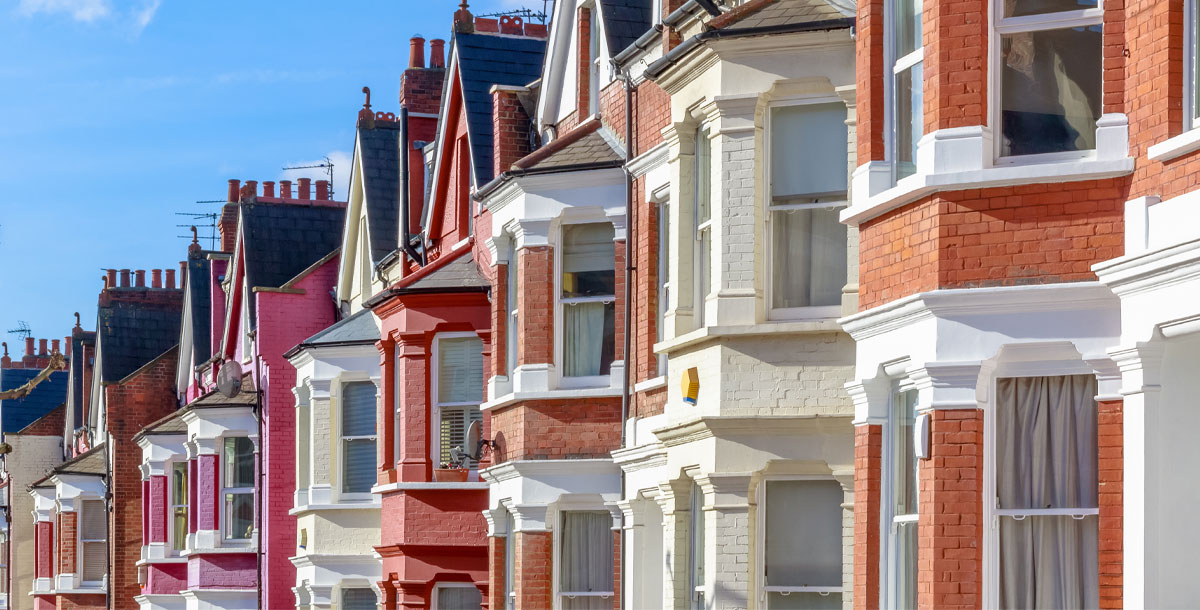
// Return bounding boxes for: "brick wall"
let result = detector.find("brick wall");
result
[514,531,552,610]
[922,0,986,133]
[516,247,553,366]
[57,512,76,575]
[54,593,105,610]
[489,397,622,462]
[1098,399,1123,609]
[21,404,65,435]
[488,535,506,610]
[576,7,593,118]
[917,409,983,609]
[855,0,885,165]
[852,424,881,610]
[493,88,534,178]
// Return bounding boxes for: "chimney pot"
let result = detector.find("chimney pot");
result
[280,180,293,198]
[180,261,187,282]
[64,337,71,357]
[25,337,34,357]
[106,269,117,289]
[120,269,131,288]
[39,339,47,355]
[246,180,258,197]
[430,39,446,68]
[316,180,329,201]
[298,178,312,200]
[152,269,162,288]
[227,179,241,203]
[263,181,275,198]
[166,268,177,290]
[409,36,427,69]
[135,269,146,287]
[52,339,60,354]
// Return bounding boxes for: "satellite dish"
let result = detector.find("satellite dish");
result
[216,360,243,398]
[467,420,496,461]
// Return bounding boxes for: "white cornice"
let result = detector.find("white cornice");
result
[481,459,619,483]
[651,415,853,447]
[627,142,669,178]
[1094,236,1200,298]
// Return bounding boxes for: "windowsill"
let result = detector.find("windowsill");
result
[841,154,1135,225]
[1147,127,1200,162]
[481,385,622,411]
[633,376,666,393]
[370,481,489,494]
[182,545,256,557]
[136,556,187,566]
[289,500,381,515]
[50,587,106,595]
[654,319,845,354]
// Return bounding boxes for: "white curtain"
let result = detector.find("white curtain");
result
[996,375,1099,609]
[561,512,614,610]
[765,480,844,588]
[564,302,606,377]
[436,586,483,610]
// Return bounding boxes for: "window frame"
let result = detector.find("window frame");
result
[885,0,924,182]
[556,220,617,388]
[688,482,706,610]
[504,510,516,610]
[588,4,601,116]
[338,379,379,500]
[1187,0,1200,130]
[763,98,850,321]
[880,382,920,609]
[756,476,846,607]
[506,240,519,379]
[340,586,379,610]
[990,2,1104,165]
[656,197,671,376]
[431,582,484,610]
[77,498,107,586]
[554,510,616,610]
[169,460,189,554]
[430,332,485,471]
[220,436,255,544]
[694,125,712,329]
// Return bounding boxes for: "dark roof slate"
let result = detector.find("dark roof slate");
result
[455,32,547,185]
[299,308,380,347]
[185,374,257,410]
[600,0,654,54]
[97,299,182,384]
[405,252,489,292]
[528,128,623,169]
[0,368,68,434]
[187,254,212,364]
[54,444,105,477]
[135,409,187,439]
[719,0,846,30]
[357,125,402,263]
[239,202,345,322]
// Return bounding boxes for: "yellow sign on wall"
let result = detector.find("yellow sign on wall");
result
[681,367,699,405]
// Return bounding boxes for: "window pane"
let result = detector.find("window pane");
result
[342,588,378,610]
[342,382,377,437]
[439,336,484,404]
[563,301,615,377]
[439,406,482,466]
[563,596,614,610]
[504,511,515,609]
[893,0,922,57]
[563,223,616,298]
[999,515,1098,608]
[765,480,843,587]
[437,586,483,610]
[767,592,843,609]
[697,228,710,326]
[297,401,310,490]
[1195,7,1200,121]
[80,499,106,540]
[507,245,519,377]
[894,520,917,610]
[342,438,376,493]
[172,505,188,551]
[1000,26,1102,156]
[891,389,918,516]
[770,104,848,202]
[81,540,106,582]
[696,128,710,224]
[895,62,922,179]
[224,493,254,540]
[223,437,254,488]
[771,207,848,309]
[560,512,614,592]
[1004,0,1097,18]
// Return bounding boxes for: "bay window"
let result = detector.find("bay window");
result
[993,374,1098,608]
[890,0,923,179]
[171,462,188,552]
[559,511,614,610]
[767,103,849,317]
[694,126,712,328]
[435,335,484,467]
[561,223,616,380]
[996,0,1102,157]
[689,483,706,609]
[762,480,844,609]
[341,381,377,495]
[222,437,254,541]
[883,388,918,609]
[79,499,107,584]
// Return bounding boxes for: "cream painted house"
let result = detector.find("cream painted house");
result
[616,1,859,609]
[4,429,63,609]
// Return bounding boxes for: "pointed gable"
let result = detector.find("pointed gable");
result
[355,123,402,264]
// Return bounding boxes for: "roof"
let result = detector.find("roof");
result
[600,0,654,55]
[713,0,848,30]
[296,308,381,348]
[97,299,182,384]
[187,254,212,364]
[135,409,187,440]
[54,444,105,477]
[240,202,346,291]
[406,252,489,292]
[68,330,95,428]
[455,32,547,185]
[518,125,623,170]
[357,124,402,264]
[0,368,68,434]
[184,374,257,410]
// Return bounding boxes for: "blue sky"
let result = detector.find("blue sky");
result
[0,0,537,354]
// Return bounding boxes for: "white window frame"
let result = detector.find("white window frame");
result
[169,460,189,555]
[885,0,924,183]
[588,3,601,116]
[694,125,712,329]
[656,198,670,376]
[504,510,516,610]
[756,475,846,608]
[981,360,1101,608]
[688,482,706,610]
[880,381,919,609]
[431,582,483,610]
[430,332,484,471]
[506,239,520,379]
[394,343,402,472]
[990,3,1104,165]
[221,436,255,544]
[1187,0,1200,130]
[763,98,849,321]
[554,509,616,610]
[77,498,107,587]
[339,585,379,610]
[338,379,378,501]
[556,220,618,389]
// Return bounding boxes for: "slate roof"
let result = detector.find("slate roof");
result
[600,0,654,54]
[715,0,848,30]
[404,252,489,292]
[134,409,187,440]
[97,300,182,384]
[68,331,95,428]
[187,253,212,364]
[54,444,105,477]
[0,368,68,434]
[241,202,345,291]
[455,32,547,185]
[297,308,380,348]
[357,124,402,264]
[185,374,257,410]
[527,127,623,169]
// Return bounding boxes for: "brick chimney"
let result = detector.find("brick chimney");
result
[454,1,474,33]
[1,343,9,369]
[24,337,34,358]
[430,39,446,68]
[227,179,240,203]
[263,181,275,198]
[316,180,329,201]
[492,85,534,177]
[219,180,241,253]
[152,269,162,288]
[120,269,131,287]
[166,268,176,290]
[409,36,426,68]
[499,14,523,35]
[38,339,47,355]
[106,269,118,289]
[298,178,311,200]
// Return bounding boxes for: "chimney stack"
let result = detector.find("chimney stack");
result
[152,269,162,288]
[120,269,131,288]
[64,337,71,357]
[299,178,312,200]
[166,268,176,290]
[245,180,258,199]
[180,261,187,283]
[409,36,426,68]
[25,337,34,357]
[135,269,146,287]
[430,39,446,68]
[454,1,475,33]
[227,179,241,203]
[39,339,47,355]
[316,180,329,201]
[280,180,293,198]
[106,269,117,289]
[263,181,276,198]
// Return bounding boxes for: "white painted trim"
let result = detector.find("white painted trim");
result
[1147,127,1200,162]
[371,482,489,494]
[633,376,666,393]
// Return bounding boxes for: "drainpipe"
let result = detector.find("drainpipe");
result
[253,354,264,610]
[104,438,112,610]
[399,107,426,267]
[616,60,635,610]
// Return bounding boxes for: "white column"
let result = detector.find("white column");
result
[696,473,753,610]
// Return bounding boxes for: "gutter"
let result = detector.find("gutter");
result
[612,24,665,68]
[398,107,426,267]
[281,339,379,361]
[362,285,489,310]
[643,17,855,81]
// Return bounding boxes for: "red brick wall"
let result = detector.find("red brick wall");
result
[57,512,76,575]
[852,424,881,610]
[514,531,552,610]
[488,535,506,610]
[54,594,105,610]
[858,180,1127,310]
[922,0,986,133]
[493,88,534,178]
[918,409,983,609]
[577,7,593,118]
[516,247,553,366]
[21,404,65,436]
[1098,399,1123,609]
[855,0,885,165]
[490,397,622,462]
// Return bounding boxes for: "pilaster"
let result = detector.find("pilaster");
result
[694,473,753,610]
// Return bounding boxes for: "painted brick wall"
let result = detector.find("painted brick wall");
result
[917,409,983,609]
[852,424,881,610]
[1098,399,1123,609]
[186,552,257,589]
[489,397,622,462]
[54,593,105,610]
[10,433,65,606]
[381,489,487,547]
[514,531,552,610]
[145,562,187,596]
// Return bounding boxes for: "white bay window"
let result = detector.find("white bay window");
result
[559,511,614,610]
[689,483,706,610]
[434,335,484,468]
[561,223,616,380]
[762,479,844,609]
[341,381,377,495]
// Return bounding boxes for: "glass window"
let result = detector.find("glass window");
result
[297,387,310,493]
[79,499,107,583]
[505,511,516,610]
[1192,0,1200,127]
[342,588,378,610]
[435,585,484,610]
[171,462,188,553]
[656,200,670,374]
[891,0,923,179]
[0,532,7,594]
[223,437,254,541]
[559,511,614,610]
[764,480,844,609]
[436,336,484,467]
[689,483,706,610]
[561,223,616,378]
[588,7,601,116]
[885,388,918,609]
[694,127,712,328]
[507,241,519,378]
[997,1,1102,157]
[342,382,377,494]
[769,104,849,314]
[995,375,1098,609]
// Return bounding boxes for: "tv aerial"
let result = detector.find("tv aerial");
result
[6,321,31,341]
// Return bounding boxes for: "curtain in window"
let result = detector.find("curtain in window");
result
[436,586,484,610]
[564,302,615,377]
[1001,26,1102,155]
[996,375,1098,609]
[561,512,614,610]
[765,480,843,587]
[439,337,484,404]
[770,104,849,202]
[341,588,378,610]
[342,382,377,494]
[562,224,616,298]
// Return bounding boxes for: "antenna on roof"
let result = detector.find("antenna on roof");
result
[175,209,221,250]
[476,6,548,23]
[6,321,31,341]
[282,156,336,200]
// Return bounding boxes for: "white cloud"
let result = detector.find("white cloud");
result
[130,0,160,33]
[279,150,353,201]
[17,0,110,21]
